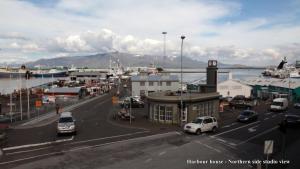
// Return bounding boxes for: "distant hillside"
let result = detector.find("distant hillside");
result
[25,52,212,68]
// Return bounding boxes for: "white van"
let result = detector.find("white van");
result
[270,98,288,111]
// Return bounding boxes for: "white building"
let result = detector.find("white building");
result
[131,74,180,96]
[217,73,252,98]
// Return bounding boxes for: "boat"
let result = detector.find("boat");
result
[290,70,300,78]
[262,57,293,79]
[32,68,68,78]
[0,65,31,78]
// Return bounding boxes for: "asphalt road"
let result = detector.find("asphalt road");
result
[1,95,299,169]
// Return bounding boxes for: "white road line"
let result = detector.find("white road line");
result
[221,125,230,128]
[231,122,237,126]
[213,121,260,137]
[0,131,180,165]
[158,151,166,156]
[144,158,152,163]
[237,126,279,145]
[6,146,53,156]
[265,112,272,115]
[69,131,150,145]
[3,136,74,151]
[264,117,269,120]
[248,125,259,133]
[228,142,237,146]
[195,141,221,153]
[216,138,227,143]
[271,115,277,118]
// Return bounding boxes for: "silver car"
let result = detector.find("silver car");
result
[57,112,76,135]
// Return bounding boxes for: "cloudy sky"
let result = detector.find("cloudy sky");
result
[0,0,300,66]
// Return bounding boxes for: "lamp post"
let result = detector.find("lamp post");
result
[180,35,185,126]
[162,32,167,67]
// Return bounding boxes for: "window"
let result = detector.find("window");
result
[159,105,165,121]
[204,118,213,124]
[149,82,154,86]
[140,90,145,95]
[140,82,145,86]
[165,106,173,121]
[154,105,159,120]
[166,81,171,86]
[158,81,163,86]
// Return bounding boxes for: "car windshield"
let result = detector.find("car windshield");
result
[192,119,203,124]
[59,117,73,123]
[272,101,283,106]
[241,111,252,116]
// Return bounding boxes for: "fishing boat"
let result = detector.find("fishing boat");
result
[0,65,31,78]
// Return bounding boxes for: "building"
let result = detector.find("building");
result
[131,73,179,96]
[146,60,220,125]
[217,72,253,98]
[244,77,300,101]
[44,87,87,98]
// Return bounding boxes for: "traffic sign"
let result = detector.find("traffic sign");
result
[264,140,274,154]
[35,100,42,108]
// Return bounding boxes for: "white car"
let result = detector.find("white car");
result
[183,116,218,135]
[57,112,77,136]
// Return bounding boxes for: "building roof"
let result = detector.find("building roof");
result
[131,74,179,82]
[147,91,220,103]
[242,77,300,89]
[45,87,81,94]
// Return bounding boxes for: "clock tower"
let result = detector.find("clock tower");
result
[206,60,218,92]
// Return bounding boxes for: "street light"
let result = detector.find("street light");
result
[180,35,185,126]
[162,32,167,67]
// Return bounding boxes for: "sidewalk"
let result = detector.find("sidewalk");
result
[10,94,107,129]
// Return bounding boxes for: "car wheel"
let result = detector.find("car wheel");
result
[212,127,217,133]
[196,129,201,135]
[74,131,77,135]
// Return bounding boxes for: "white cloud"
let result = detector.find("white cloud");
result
[0,0,299,66]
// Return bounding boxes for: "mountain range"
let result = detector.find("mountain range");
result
[25,52,218,68]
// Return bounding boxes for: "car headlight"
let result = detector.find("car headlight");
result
[69,125,75,129]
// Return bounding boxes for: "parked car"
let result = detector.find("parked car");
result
[183,116,218,135]
[0,129,7,146]
[270,98,288,111]
[116,109,135,121]
[120,97,144,108]
[57,112,77,136]
[284,112,300,127]
[237,110,258,122]
[294,102,300,109]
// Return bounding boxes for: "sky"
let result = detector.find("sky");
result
[0,0,300,66]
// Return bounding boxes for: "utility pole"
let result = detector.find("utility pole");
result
[26,73,30,119]
[9,73,12,122]
[162,32,167,67]
[19,73,23,120]
[180,35,185,126]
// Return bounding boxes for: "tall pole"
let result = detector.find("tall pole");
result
[9,73,12,122]
[180,35,185,126]
[19,73,23,120]
[26,73,30,119]
[162,32,167,67]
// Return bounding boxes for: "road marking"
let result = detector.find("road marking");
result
[69,131,150,145]
[144,158,152,163]
[271,115,277,118]
[6,146,53,156]
[213,121,260,137]
[158,151,166,156]
[228,142,237,146]
[248,125,259,133]
[237,126,279,145]
[195,141,221,153]
[222,125,230,128]
[231,122,237,126]
[0,131,180,165]
[3,136,74,151]
[266,112,272,115]
[216,138,227,143]
[264,117,269,120]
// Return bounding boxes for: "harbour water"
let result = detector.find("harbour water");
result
[0,77,64,94]
[0,68,297,95]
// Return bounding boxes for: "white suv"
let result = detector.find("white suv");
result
[57,112,76,136]
[184,116,218,135]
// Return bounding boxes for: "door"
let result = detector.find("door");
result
[203,118,213,132]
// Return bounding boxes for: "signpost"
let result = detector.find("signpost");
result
[264,140,274,169]
[35,100,42,118]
